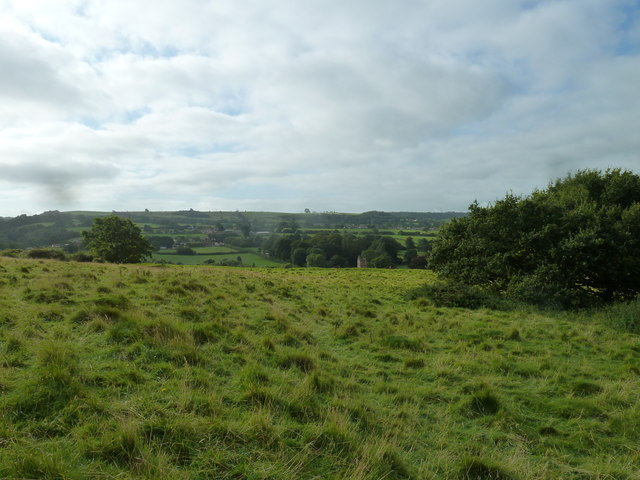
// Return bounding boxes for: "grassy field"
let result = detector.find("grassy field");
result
[0,258,638,479]
[152,250,282,267]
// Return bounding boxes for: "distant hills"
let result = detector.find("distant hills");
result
[0,210,465,250]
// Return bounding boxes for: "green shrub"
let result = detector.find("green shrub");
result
[26,248,67,260]
[407,281,507,310]
[431,169,640,309]
[601,297,640,333]
[70,252,93,262]
[0,249,23,257]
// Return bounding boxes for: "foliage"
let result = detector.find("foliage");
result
[408,255,427,269]
[147,235,174,250]
[291,247,308,266]
[82,215,153,263]
[431,169,640,308]
[599,297,640,334]
[269,232,403,268]
[306,252,327,268]
[26,248,67,260]
[0,210,459,251]
[407,280,510,310]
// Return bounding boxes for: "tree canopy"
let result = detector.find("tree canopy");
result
[430,169,640,308]
[82,215,153,264]
[266,232,404,268]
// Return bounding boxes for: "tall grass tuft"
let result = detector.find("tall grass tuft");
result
[463,384,502,417]
[3,443,84,480]
[4,340,84,421]
[459,458,516,480]
[277,351,316,372]
[601,297,640,333]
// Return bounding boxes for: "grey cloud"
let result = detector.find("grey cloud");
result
[0,1,638,215]
[1,161,119,206]
[2,162,119,186]
[0,30,83,109]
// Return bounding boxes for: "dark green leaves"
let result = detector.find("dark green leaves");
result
[82,215,153,264]
[430,169,640,308]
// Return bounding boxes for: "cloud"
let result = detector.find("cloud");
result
[0,0,638,215]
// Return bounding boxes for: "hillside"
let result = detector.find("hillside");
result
[0,258,638,479]
[0,210,464,250]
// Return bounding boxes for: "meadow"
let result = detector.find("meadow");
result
[0,257,638,479]
[152,246,283,267]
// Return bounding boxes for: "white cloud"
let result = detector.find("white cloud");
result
[0,0,638,215]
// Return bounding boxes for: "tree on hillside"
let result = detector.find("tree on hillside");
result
[430,169,640,308]
[239,221,251,238]
[82,215,153,263]
[405,237,415,250]
[148,235,174,250]
[291,247,308,267]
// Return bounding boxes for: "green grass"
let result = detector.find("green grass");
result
[0,258,639,479]
[152,252,282,266]
[193,246,242,254]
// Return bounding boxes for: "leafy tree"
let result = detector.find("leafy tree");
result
[273,237,293,260]
[306,252,327,267]
[276,216,299,233]
[417,238,432,253]
[430,169,640,308]
[26,248,66,260]
[409,255,428,269]
[329,254,348,268]
[148,236,174,250]
[403,248,418,264]
[405,237,416,250]
[82,215,153,263]
[370,253,394,268]
[291,247,308,267]
[239,221,251,238]
[310,233,342,259]
[363,237,402,265]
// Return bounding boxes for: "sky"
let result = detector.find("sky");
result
[0,0,639,216]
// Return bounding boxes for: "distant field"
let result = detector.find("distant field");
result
[158,246,240,254]
[152,251,283,267]
[0,258,638,479]
[193,246,240,254]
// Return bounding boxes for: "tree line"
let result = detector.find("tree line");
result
[263,232,432,268]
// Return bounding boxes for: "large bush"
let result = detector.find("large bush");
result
[430,169,640,308]
[82,215,153,264]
